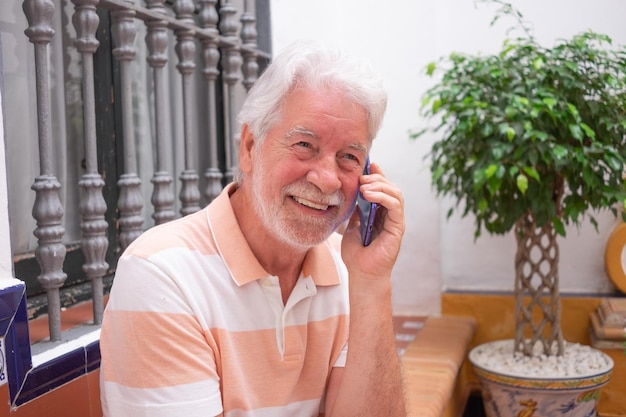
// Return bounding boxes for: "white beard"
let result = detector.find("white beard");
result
[249,156,350,249]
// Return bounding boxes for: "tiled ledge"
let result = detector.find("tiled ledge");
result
[0,280,102,408]
[0,279,31,405]
[402,315,477,417]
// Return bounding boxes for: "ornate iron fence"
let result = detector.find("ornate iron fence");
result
[18,0,269,341]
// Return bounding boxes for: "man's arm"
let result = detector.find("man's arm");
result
[325,162,407,417]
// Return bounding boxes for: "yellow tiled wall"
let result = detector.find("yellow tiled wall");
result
[442,293,626,417]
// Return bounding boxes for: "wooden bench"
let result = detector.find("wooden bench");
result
[402,315,477,417]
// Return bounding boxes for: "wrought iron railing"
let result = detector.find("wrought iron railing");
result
[19,0,269,342]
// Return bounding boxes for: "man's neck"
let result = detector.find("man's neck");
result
[230,185,308,303]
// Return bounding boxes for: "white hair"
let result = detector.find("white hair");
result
[235,42,387,182]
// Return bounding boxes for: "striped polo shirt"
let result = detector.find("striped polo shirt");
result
[100,184,350,417]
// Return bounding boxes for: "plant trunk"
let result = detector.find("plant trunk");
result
[513,211,564,356]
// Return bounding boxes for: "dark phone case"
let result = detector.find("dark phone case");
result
[357,158,378,246]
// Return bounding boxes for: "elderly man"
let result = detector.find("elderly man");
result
[100,41,406,417]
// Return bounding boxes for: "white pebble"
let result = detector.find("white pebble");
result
[470,340,613,378]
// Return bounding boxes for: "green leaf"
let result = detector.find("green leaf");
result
[533,57,544,70]
[491,144,505,160]
[478,198,488,213]
[553,145,568,159]
[580,123,596,139]
[523,121,533,133]
[516,174,528,195]
[500,43,515,57]
[433,166,445,182]
[473,169,486,187]
[485,164,498,179]
[553,218,566,237]
[426,62,437,76]
[432,99,442,113]
[569,124,583,141]
[409,128,427,139]
[567,103,580,119]
[604,154,623,171]
[506,127,515,141]
[582,165,595,184]
[542,97,557,109]
[505,106,517,118]
[495,164,506,179]
[564,61,578,72]
[522,166,541,182]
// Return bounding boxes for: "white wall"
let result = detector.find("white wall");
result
[270,0,626,315]
[0,85,14,281]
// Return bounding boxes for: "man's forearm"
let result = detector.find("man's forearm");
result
[328,282,407,417]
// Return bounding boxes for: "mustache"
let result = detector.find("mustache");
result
[283,182,345,206]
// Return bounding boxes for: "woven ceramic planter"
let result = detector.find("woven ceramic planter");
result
[469,340,614,417]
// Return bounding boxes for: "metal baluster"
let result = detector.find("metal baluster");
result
[23,0,68,341]
[174,0,201,215]
[72,0,109,325]
[112,4,144,250]
[240,0,258,92]
[219,0,242,184]
[198,0,223,201]
[145,0,175,224]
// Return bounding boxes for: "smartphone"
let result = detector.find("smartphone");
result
[357,157,378,246]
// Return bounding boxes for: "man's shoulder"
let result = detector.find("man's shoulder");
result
[123,208,215,259]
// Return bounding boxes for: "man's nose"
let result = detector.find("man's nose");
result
[305,156,342,195]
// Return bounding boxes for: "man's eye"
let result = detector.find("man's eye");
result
[342,153,359,162]
[296,141,312,148]
[339,154,362,170]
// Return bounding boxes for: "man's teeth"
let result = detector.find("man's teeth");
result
[293,196,329,210]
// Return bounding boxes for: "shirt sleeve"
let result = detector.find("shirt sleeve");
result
[332,342,348,367]
[100,254,223,417]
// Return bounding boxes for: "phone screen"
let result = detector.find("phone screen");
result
[357,157,378,246]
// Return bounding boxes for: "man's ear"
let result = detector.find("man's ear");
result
[238,124,255,175]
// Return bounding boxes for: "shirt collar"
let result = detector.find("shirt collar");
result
[207,183,341,287]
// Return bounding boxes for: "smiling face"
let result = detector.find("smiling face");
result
[239,86,370,249]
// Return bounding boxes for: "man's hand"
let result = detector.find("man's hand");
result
[341,161,405,284]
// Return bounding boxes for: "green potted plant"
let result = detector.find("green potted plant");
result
[413,1,626,415]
